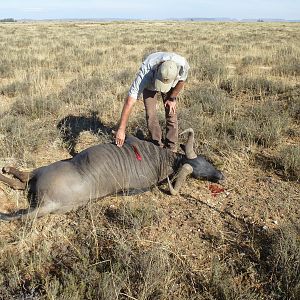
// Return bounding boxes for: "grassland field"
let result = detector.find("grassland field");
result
[0,21,299,299]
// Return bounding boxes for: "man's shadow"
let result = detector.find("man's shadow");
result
[57,111,146,157]
[57,111,113,157]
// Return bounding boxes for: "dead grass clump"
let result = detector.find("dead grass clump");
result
[58,75,110,105]
[11,96,62,119]
[191,258,261,300]
[267,225,300,299]
[0,114,58,162]
[113,69,136,86]
[188,46,228,84]
[1,80,31,98]
[277,145,300,181]
[279,85,300,121]
[272,45,300,76]
[220,77,288,98]
[98,241,183,300]
[0,208,187,300]
[273,57,300,77]
[39,69,57,81]
[180,85,233,117]
[0,59,14,78]
[52,53,81,73]
[178,85,236,156]
[227,100,290,147]
[189,224,300,300]
[104,200,161,229]
[239,55,265,68]
[178,85,242,158]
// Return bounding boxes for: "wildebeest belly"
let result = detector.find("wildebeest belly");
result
[70,142,169,198]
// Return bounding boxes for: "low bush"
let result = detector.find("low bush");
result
[272,45,300,76]
[268,225,300,299]
[1,80,31,98]
[0,114,58,162]
[58,75,110,104]
[11,96,61,119]
[0,59,14,78]
[187,45,228,84]
[226,100,290,147]
[220,77,289,98]
[277,145,300,181]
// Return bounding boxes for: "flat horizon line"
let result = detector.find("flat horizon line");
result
[2,17,300,22]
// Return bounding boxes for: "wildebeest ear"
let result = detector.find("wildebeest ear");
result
[180,144,185,152]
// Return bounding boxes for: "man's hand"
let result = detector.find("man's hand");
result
[115,96,136,147]
[164,100,176,115]
[115,128,126,147]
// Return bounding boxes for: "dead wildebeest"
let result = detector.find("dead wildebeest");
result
[0,128,224,221]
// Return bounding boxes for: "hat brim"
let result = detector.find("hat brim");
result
[154,78,173,93]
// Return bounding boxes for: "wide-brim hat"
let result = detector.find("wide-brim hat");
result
[154,60,178,93]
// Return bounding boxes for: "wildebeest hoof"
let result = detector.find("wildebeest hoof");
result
[2,167,10,174]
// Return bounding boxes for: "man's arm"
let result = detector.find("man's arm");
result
[115,95,136,147]
[165,81,185,115]
[115,59,151,147]
[170,80,185,98]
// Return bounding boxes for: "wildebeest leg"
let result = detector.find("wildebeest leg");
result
[0,198,60,221]
[2,166,32,182]
[0,206,53,221]
[0,173,26,190]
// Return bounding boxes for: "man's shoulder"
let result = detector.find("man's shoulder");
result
[143,52,188,68]
[142,52,166,65]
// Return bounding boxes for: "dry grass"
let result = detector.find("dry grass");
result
[0,21,299,299]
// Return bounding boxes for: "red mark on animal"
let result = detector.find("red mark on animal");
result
[131,145,142,161]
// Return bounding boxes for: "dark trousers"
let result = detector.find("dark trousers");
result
[143,88,178,151]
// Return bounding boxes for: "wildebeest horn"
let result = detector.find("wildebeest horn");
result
[167,163,193,195]
[180,128,197,159]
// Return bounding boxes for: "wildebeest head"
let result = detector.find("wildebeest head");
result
[168,128,224,195]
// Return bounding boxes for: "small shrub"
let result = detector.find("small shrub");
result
[239,55,264,67]
[40,69,57,81]
[104,200,160,229]
[181,85,233,116]
[11,96,61,119]
[273,45,300,76]
[0,114,58,161]
[220,77,288,97]
[58,76,110,104]
[273,57,300,76]
[227,100,290,147]
[268,225,300,299]
[1,80,31,97]
[189,47,228,84]
[280,85,300,121]
[277,145,300,181]
[199,257,261,300]
[0,59,14,78]
[113,69,135,85]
